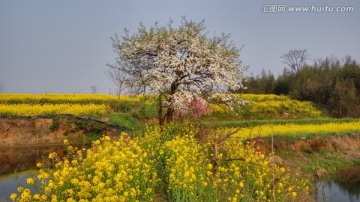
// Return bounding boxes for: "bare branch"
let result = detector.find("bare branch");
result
[215,128,242,144]
[106,64,131,98]
[281,49,309,73]
[90,86,97,94]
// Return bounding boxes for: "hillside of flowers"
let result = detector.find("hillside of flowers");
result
[233,120,360,139]
[209,94,322,119]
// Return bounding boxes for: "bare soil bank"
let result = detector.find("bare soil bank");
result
[269,133,360,155]
[257,133,360,180]
[0,115,125,147]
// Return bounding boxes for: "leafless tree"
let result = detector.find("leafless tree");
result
[90,86,97,94]
[106,65,130,100]
[281,49,309,73]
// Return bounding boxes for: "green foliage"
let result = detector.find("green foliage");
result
[115,96,158,120]
[133,104,157,119]
[243,56,360,118]
[242,69,276,94]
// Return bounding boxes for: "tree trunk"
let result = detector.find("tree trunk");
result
[164,81,178,123]
[165,105,174,123]
[117,86,121,102]
[158,94,165,126]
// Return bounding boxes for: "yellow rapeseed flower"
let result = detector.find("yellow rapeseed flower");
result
[48,152,58,159]
[26,177,35,185]
[10,193,17,201]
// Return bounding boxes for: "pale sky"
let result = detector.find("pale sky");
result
[1,0,359,94]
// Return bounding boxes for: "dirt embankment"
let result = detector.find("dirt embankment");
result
[0,115,126,175]
[255,133,360,180]
[270,133,360,155]
[0,115,125,147]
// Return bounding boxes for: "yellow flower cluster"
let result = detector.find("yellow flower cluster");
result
[0,93,157,116]
[0,94,116,104]
[240,94,289,102]
[162,135,212,201]
[209,94,322,118]
[234,120,360,139]
[137,124,215,201]
[11,134,158,202]
[210,129,310,201]
[0,104,109,116]
[0,94,149,104]
[10,124,311,201]
[247,100,322,118]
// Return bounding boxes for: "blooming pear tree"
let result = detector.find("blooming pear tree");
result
[110,19,246,125]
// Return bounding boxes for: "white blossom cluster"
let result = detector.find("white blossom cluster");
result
[218,94,251,112]
[111,19,246,116]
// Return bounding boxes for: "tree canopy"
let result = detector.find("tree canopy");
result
[110,18,245,125]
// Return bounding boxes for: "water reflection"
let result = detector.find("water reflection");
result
[0,146,67,200]
[316,181,360,202]
[0,146,66,175]
[316,166,360,202]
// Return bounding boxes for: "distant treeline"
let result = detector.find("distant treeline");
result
[240,56,360,118]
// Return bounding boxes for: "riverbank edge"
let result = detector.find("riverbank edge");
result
[0,115,127,147]
[259,132,360,183]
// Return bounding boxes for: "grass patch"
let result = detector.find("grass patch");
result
[199,118,359,128]
[296,152,360,180]
[109,113,141,131]
[133,104,157,119]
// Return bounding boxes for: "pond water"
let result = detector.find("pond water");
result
[0,146,69,175]
[315,180,360,202]
[0,146,65,201]
[0,170,39,201]
[315,166,360,202]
